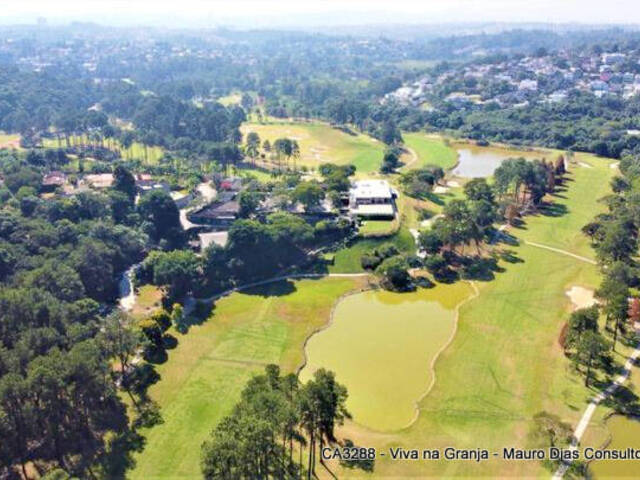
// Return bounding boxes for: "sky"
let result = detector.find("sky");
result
[1,0,640,28]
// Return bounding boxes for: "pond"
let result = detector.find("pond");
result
[590,414,640,478]
[452,145,547,178]
[299,282,473,432]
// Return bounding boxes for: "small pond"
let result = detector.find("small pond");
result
[452,145,547,178]
[299,282,473,431]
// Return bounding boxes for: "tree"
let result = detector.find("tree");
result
[99,311,141,377]
[238,190,263,218]
[171,303,184,330]
[464,178,495,203]
[201,364,348,480]
[380,120,402,145]
[292,182,325,212]
[603,287,629,351]
[531,411,572,449]
[564,306,599,350]
[245,131,260,165]
[418,229,443,255]
[628,298,640,325]
[380,149,400,173]
[574,331,609,386]
[375,256,412,291]
[137,190,183,247]
[240,93,254,111]
[147,250,200,300]
[113,165,137,203]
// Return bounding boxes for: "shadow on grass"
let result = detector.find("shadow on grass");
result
[601,385,640,416]
[243,279,298,297]
[459,255,505,282]
[425,191,445,206]
[539,201,569,218]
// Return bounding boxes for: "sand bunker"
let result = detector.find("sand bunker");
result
[566,286,598,311]
[578,162,593,169]
[433,185,449,193]
[447,180,461,188]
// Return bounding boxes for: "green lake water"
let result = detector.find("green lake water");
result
[300,283,472,432]
[590,415,640,478]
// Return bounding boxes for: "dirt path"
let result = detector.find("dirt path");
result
[552,323,640,480]
[524,241,597,265]
[399,146,418,170]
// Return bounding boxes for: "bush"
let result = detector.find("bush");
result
[375,255,412,291]
[361,254,382,270]
[406,255,423,268]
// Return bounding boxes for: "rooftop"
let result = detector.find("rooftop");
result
[350,179,394,200]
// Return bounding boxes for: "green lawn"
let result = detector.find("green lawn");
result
[0,132,20,148]
[358,219,397,236]
[403,132,458,170]
[129,277,365,480]
[216,92,243,106]
[130,285,163,320]
[329,228,416,273]
[240,121,385,175]
[517,153,615,258]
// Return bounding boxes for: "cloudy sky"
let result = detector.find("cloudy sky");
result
[2,0,640,27]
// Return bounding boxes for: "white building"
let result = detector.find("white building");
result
[349,180,397,219]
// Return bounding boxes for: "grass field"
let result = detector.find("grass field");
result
[300,282,474,432]
[0,132,20,148]
[326,244,603,477]
[216,92,243,106]
[240,121,385,174]
[329,228,416,273]
[517,153,616,258]
[403,132,458,170]
[358,219,397,236]
[315,151,615,478]
[130,285,163,320]
[129,277,366,480]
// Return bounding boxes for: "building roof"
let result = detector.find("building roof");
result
[351,203,395,217]
[84,173,114,188]
[42,171,66,186]
[136,180,169,192]
[191,192,240,219]
[350,180,394,200]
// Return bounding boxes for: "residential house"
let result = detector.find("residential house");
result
[187,191,240,227]
[41,171,67,192]
[83,173,114,189]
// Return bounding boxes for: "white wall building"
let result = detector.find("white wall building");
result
[349,180,397,218]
